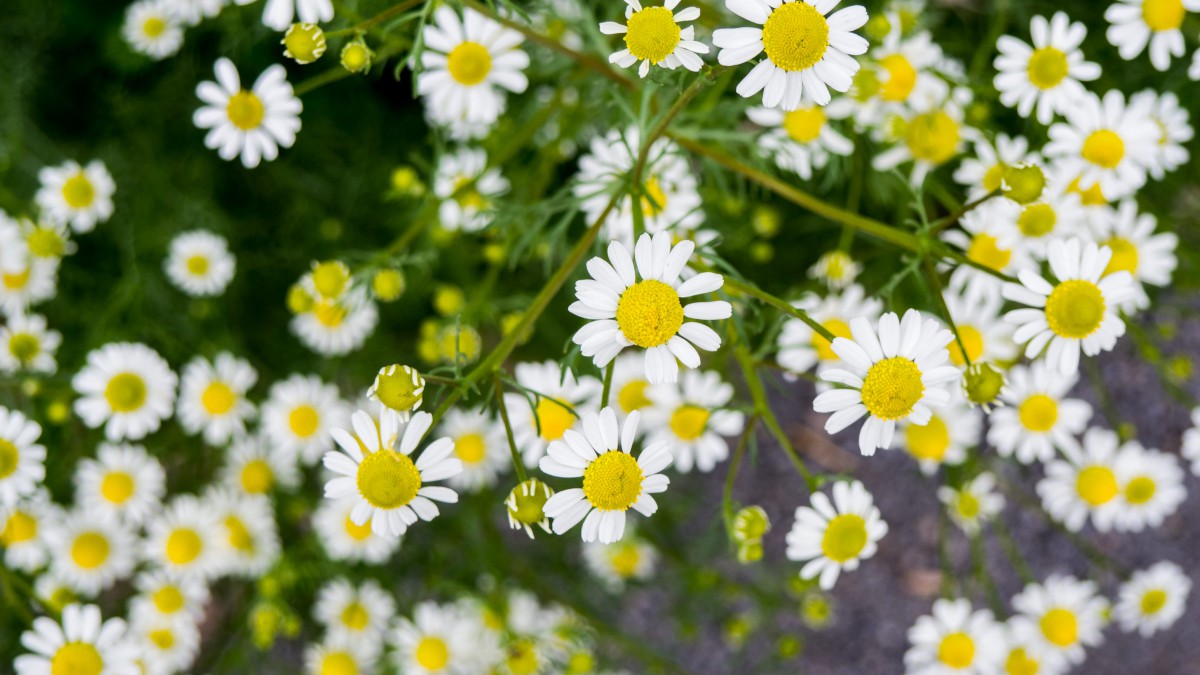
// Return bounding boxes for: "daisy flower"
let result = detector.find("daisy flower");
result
[164,230,236,296]
[141,494,228,579]
[570,232,732,385]
[573,128,703,247]
[313,496,402,564]
[1131,90,1192,179]
[904,598,1004,674]
[249,0,334,31]
[808,249,860,289]
[608,352,654,420]
[993,13,1100,125]
[1091,200,1178,312]
[314,578,396,642]
[193,57,302,169]
[812,309,960,456]
[433,147,510,233]
[123,0,185,60]
[987,361,1090,464]
[439,407,509,492]
[322,410,463,538]
[538,408,673,544]
[129,568,210,627]
[292,287,379,356]
[1112,441,1185,532]
[392,601,493,675]
[746,103,854,179]
[1009,188,1086,259]
[1038,426,1127,532]
[1011,575,1108,665]
[871,88,974,185]
[208,488,280,577]
[600,0,709,78]
[19,217,76,268]
[1,489,58,572]
[176,352,257,445]
[0,254,59,317]
[712,0,869,109]
[937,472,1004,535]
[784,479,887,590]
[0,406,46,509]
[1105,0,1198,70]
[998,618,1069,675]
[1003,238,1136,375]
[643,369,745,473]
[35,160,115,233]
[953,134,1038,201]
[14,604,138,675]
[72,342,178,442]
[843,26,947,121]
[304,633,380,675]
[582,532,659,591]
[45,509,137,596]
[899,393,981,475]
[261,374,349,464]
[417,6,529,128]
[776,285,882,377]
[0,312,61,374]
[499,591,570,673]
[128,612,201,675]
[1114,561,1191,637]
[1043,90,1157,200]
[940,289,1017,369]
[74,443,165,526]
[219,435,300,496]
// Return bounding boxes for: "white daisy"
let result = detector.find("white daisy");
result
[940,289,1018,370]
[1043,90,1158,200]
[937,472,1004,535]
[72,342,178,442]
[812,309,960,456]
[808,249,861,290]
[141,494,228,579]
[313,496,402,564]
[292,287,379,356]
[35,160,115,233]
[304,633,380,675]
[784,479,887,590]
[176,352,257,445]
[993,13,1100,125]
[1114,561,1191,637]
[261,373,349,464]
[1003,238,1136,375]
[608,352,654,420]
[123,0,185,60]
[600,0,709,77]
[219,434,300,496]
[164,230,236,297]
[1008,187,1086,259]
[392,600,492,675]
[504,363,602,470]
[207,487,280,577]
[45,509,137,596]
[1090,200,1178,313]
[1,489,58,572]
[844,26,947,121]
[1131,90,1192,179]
[323,410,463,538]
[14,604,139,675]
[871,88,974,185]
[713,0,869,109]
[129,568,211,627]
[314,578,396,642]
[19,216,77,269]
[998,618,1069,675]
[1011,575,1108,665]
[904,598,1004,675]
[1105,0,1199,70]
[582,532,659,591]
[776,285,882,377]
[899,393,981,475]
[0,406,46,510]
[193,57,302,169]
[74,442,165,526]
[538,408,673,544]
[1112,440,1185,532]
[1038,426,1126,532]
[953,134,1038,201]
[643,369,745,473]
[128,612,201,675]
[439,407,509,492]
[747,103,854,179]
[250,0,334,31]
[0,312,61,374]
[987,361,1091,464]
[433,147,510,233]
[0,254,59,317]
[570,232,732,385]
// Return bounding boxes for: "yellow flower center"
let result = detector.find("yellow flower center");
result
[341,602,370,631]
[623,6,681,64]
[51,642,103,675]
[1018,203,1057,238]
[823,252,851,279]
[166,528,203,565]
[153,586,185,614]
[447,41,492,86]
[27,227,66,259]
[1045,279,1106,339]
[507,639,540,675]
[240,459,274,494]
[966,233,1013,271]
[62,173,96,209]
[226,91,265,131]
[879,54,917,101]
[356,450,421,509]
[1076,465,1118,506]
[616,279,684,348]
[415,636,450,670]
[905,111,961,165]
[761,1,830,72]
[0,439,18,479]
[100,471,135,504]
[1081,129,1125,169]
[226,515,255,552]
[905,416,950,461]
[1027,47,1069,89]
[104,372,147,413]
[71,532,110,570]
[860,357,925,421]
[344,515,374,541]
[851,67,882,101]
[669,404,710,441]
[949,324,984,366]
[1040,608,1078,647]
[508,480,551,525]
[617,380,652,413]
[1103,237,1139,276]
[2,269,30,291]
[452,177,487,210]
[783,107,826,143]
[956,493,982,520]
[981,164,1008,194]
[820,513,868,562]
[454,433,486,465]
[1018,394,1059,432]
[314,300,347,328]
[149,628,175,650]
[1067,176,1108,206]
[1,510,37,545]
[640,177,668,217]
[1004,647,1040,675]
[1141,589,1168,614]
[533,398,575,441]
[8,333,41,364]
[813,318,852,361]
[186,255,209,276]
[312,262,349,298]
[609,543,642,577]
[321,652,359,675]
[143,16,166,37]
[288,405,320,438]
[373,367,423,412]
[1143,0,1185,30]
[1124,476,1156,505]
[201,381,237,415]
[582,451,644,511]
[938,631,976,668]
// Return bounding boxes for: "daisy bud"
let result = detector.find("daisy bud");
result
[438,325,481,365]
[800,592,835,628]
[505,478,554,538]
[340,38,374,73]
[433,285,465,316]
[1002,163,1046,204]
[752,206,781,237]
[372,268,406,302]
[282,23,326,64]
[310,261,351,299]
[963,362,1005,409]
[737,540,764,564]
[286,284,315,315]
[389,166,424,197]
[732,505,771,544]
[46,399,72,425]
[368,364,425,414]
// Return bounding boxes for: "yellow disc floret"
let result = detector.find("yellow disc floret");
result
[783,107,826,143]
[105,373,147,413]
[1018,394,1058,432]
[1103,237,1139,276]
[415,636,450,670]
[1081,129,1125,169]
[669,405,710,441]
[905,416,950,462]
[166,528,203,565]
[582,451,644,511]
[860,357,925,421]
[616,279,684,348]
[761,1,830,72]
[905,111,961,165]
[62,174,96,209]
[202,381,237,415]
[1045,279,1106,339]
[937,632,976,669]
[226,91,265,131]
[1143,0,1185,30]
[356,450,421,509]
[447,42,492,86]
[1040,608,1078,647]
[1124,476,1156,505]
[51,642,104,675]
[71,532,110,570]
[624,7,681,64]
[533,398,575,441]
[966,233,1013,272]
[100,471,135,504]
[820,513,867,562]
[1075,465,1118,506]
[1026,47,1068,89]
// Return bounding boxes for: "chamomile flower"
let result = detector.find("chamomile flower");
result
[292,287,379,356]
[129,569,210,626]
[808,250,861,289]
[998,618,1069,675]
[74,443,166,526]
[193,58,302,168]
[45,509,137,595]
[368,364,425,419]
[142,494,227,579]
[305,633,380,675]
[989,364,1086,464]
[164,230,236,297]
[123,0,185,60]
[1011,575,1108,665]
[1038,427,1125,532]
[846,26,947,121]
[1131,90,1192,179]
[392,601,491,675]
[582,532,659,591]
[1090,200,1178,312]
[1008,188,1086,259]
[993,13,1100,125]
[904,598,1004,675]
[314,578,396,642]
[14,604,138,675]
[1105,0,1198,70]
[1114,561,1191,637]
[128,612,201,675]
[777,285,882,377]
[872,89,974,185]
[600,0,709,77]
[608,352,654,420]
[899,394,981,475]
[570,232,732,385]
[1112,441,1185,532]
[323,410,463,538]
[953,135,1038,201]
[313,497,401,564]
[503,361,600,467]
[643,369,745,473]
[538,408,673,544]
[177,352,257,445]
[73,342,178,442]
[0,313,61,374]
[261,374,349,464]
[1,489,58,572]
[433,147,510,233]
[937,473,1004,535]
[1003,238,1136,375]
[785,479,887,590]
[439,408,509,492]
[417,6,529,128]
[713,0,869,109]
[35,160,115,233]
[0,406,46,509]
[220,435,300,496]
[573,128,703,247]
[1043,90,1157,200]
[747,103,854,179]
[940,289,1017,369]
[208,488,280,577]
[252,0,334,31]
[0,254,59,317]
[812,309,960,456]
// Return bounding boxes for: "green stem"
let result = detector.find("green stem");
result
[720,274,836,343]
[929,189,999,235]
[493,373,528,482]
[993,519,1036,584]
[600,361,614,408]
[922,258,971,367]
[722,414,760,537]
[731,339,816,491]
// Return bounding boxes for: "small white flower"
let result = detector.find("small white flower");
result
[0,406,46,510]
[261,374,350,465]
[1011,575,1109,665]
[45,509,138,595]
[177,352,257,446]
[1090,199,1178,313]
[314,578,396,642]
[439,407,509,492]
[953,134,1039,201]
[1105,0,1199,71]
[433,147,510,233]
[582,531,659,591]
[304,633,380,675]
[1131,90,1192,179]
[785,480,887,590]
[164,230,236,296]
[292,287,379,356]
[312,496,402,564]
[643,369,744,473]
[0,313,61,374]
[899,393,981,475]
[392,600,497,675]
[600,0,709,78]
[943,200,1036,304]
[808,250,861,289]
[993,13,1100,125]
[502,360,600,468]
[747,103,854,179]
[207,487,280,577]
[14,604,139,675]
[937,472,1005,535]
[998,618,1070,675]
[193,58,302,168]
[1,490,58,572]
[776,286,882,378]
[72,342,178,442]
[1043,90,1158,200]
[987,361,1091,464]
[141,494,228,579]
[904,598,1004,674]
[871,88,975,185]
[74,442,165,526]
[1114,561,1191,637]
[128,612,201,675]
[1038,427,1125,532]
[129,568,210,626]
[1112,440,1185,532]
[35,160,115,233]
[219,434,300,496]
[123,0,185,60]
